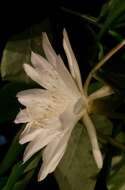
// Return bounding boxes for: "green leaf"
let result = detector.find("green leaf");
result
[2,163,24,190]
[98,1,111,21]
[55,123,100,190]
[12,153,41,190]
[23,152,41,174]
[0,39,31,83]
[91,114,113,136]
[12,171,34,190]
[107,153,125,190]
[0,129,24,176]
[0,178,8,189]
[98,0,125,39]
[0,19,51,83]
[2,151,41,190]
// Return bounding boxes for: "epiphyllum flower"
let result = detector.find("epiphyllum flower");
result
[15,29,113,181]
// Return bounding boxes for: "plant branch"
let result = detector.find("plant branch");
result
[84,39,125,96]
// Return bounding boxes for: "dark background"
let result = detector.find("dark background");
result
[0,0,105,56]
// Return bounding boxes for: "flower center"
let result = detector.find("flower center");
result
[73,96,87,115]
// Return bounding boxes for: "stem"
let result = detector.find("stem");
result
[60,6,123,42]
[84,39,125,96]
[60,7,97,25]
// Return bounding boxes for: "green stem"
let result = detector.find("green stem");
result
[84,38,125,95]
[60,6,123,42]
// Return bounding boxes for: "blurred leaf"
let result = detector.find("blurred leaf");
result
[113,14,125,28]
[98,0,125,39]
[12,171,34,190]
[0,39,31,83]
[98,42,104,60]
[2,163,24,190]
[1,151,41,190]
[108,30,123,42]
[98,1,111,21]
[107,153,125,190]
[55,123,99,190]
[115,132,125,144]
[91,114,113,136]
[55,115,112,190]
[0,128,24,176]
[12,153,42,190]
[0,19,51,83]
[0,177,8,189]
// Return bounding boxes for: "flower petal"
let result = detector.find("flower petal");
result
[14,109,31,123]
[56,55,80,97]
[37,101,81,181]
[16,88,71,122]
[38,128,72,181]
[63,29,83,93]
[19,123,42,144]
[42,33,80,97]
[24,63,62,90]
[88,85,114,101]
[42,32,57,66]
[16,88,47,106]
[22,92,69,122]
[31,51,56,76]
[23,128,61,162]
[23,63,45,87]
[82,111,103,169]
[20,117,62,144]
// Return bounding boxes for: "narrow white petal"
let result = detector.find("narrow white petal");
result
[14,109,31,123]
[23,129,61,162]
[31,51,56,76]
[82,111,103,169]
[24,63,60,91]
[63,31,75,79]
[24,60,68,92]
[20,117,62,144]
[88,85,114,101]
[23,64,45,88]
[42,32,57,66]
[16,88,46,106]
[42,33,80,97]
[56,55,80,97]
[38,129,72,181]
[93,149,103,170]
[63,29,83,93]
[23,64,52,90]
[19,124,42,144]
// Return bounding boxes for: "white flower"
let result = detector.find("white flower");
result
[15,29,113,181]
